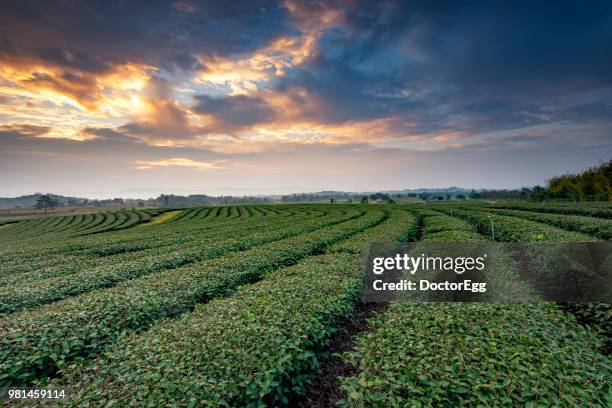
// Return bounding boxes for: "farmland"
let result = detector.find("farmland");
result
[0,203,610,407]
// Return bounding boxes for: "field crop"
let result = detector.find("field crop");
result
[62,253,364,406]
[446,208,596,242]
[485,208,612,240]
[0,208,351,313]
[0,203,609,406]
[0,209,168,241]
[490,203,612,219]
[1,208,387,386]
[340,211,610,407]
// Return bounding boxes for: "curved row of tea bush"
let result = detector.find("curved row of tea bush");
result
[340,212,610,407]
[5,212,98,237]
[417,209,484,242]
[487,208,612,240]
[0,209,353,313]
[78,209,168,235]
[56,253,362,406]
[4,215,60,236]
[0,210,384,387]
[2,206,320,275]
[0,206,317,282]
[0,205,311,278]
[443,207,611,349]
[341,301,609,407]
[449,208,596,242]
[82,206,313,256]
[0,207,323,288]
[490,203,612,219]
[0,208,169,241]
[50,207,419,405]
[166,207,209,223]
[329,209,417,253]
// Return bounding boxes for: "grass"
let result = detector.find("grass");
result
[136,209,183,227]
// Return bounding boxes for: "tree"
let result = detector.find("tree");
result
[330,198,335,204]
[468,190,481,200]
[530,185,550,202]
[360,196,368,204]
[35,194,58,216]
[540,160,611,201]
[456,194,466,200]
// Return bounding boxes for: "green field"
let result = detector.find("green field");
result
[0,203,610,406]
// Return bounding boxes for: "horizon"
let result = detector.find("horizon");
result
[0,181,578,201]
[0,186,490,201]
[1,1,611,197]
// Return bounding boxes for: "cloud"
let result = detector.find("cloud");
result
[193,94,276,131]
[172,1,198,13]
[0,0,292,142]
[0,0,290,72]
[82,127,135,141]
[108,76,206,144]
[195,34,319,95]
[135,157,223,171]
[0,59,156,114]
[3,0,611,149]
[0,124,51,138]
[0,0,611,188]
[120,100,197,141]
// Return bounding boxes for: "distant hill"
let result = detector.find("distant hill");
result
[0,193,131,209]
[0,194,83,209]
[279,187,472,203]
[0,193,274,209]
[154,194,271,206]
[0,187,475,208]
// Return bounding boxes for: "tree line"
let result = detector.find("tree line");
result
[468,160,611,201]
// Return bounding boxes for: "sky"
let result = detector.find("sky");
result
[0,0,611,198]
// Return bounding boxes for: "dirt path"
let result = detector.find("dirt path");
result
[293,214,423,406]
[292,302,388,407]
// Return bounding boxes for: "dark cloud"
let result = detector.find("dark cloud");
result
[554,99,612,122]
[335,0,612,88]
[1,0,611,169]
[83,127,135,141]
[194,95,276,127]
[2,0,610,137]
[0,0,291,73]
[253,0,612,135]
[0,124,51,138]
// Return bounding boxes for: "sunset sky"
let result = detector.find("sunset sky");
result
[1,0,611,198]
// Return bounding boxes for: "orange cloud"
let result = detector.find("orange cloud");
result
[0,0,472,154]
[433,131,469,142]
[0,123,50,137]
[196,34,319,95]
[135,157,223,171]
[195,1,345,95]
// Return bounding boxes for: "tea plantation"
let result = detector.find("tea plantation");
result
[0,203,609,406]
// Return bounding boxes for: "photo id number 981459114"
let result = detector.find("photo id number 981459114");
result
[2,388,69,402]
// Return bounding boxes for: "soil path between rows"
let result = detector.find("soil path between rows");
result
[294,212,424,407]
[292,301,388,407]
